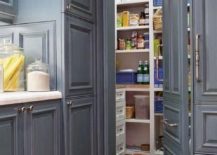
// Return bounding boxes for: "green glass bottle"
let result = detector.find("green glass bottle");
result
[143,60,150,84]
[137,60,144,84]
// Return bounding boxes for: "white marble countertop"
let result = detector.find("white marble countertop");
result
[0,91,62,106]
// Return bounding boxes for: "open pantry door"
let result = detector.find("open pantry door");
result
[192,0,217,154]
[162,0,189,154]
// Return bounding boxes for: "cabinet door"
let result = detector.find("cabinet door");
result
[192,1,217,154]
[0,0,17,19]
[66,97,95,155]
[65,0,95,22]
[64,15,95,97]
[0,104,23,155]
[25,100,60,155]
[163,0,189,154]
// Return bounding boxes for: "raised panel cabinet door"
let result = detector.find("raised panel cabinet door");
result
[65,0,95,22]
[0,104,23,155]
[66,97,95,155]
[25,100,60,155]
[65,15,95,97]
[192,0,217,154]
[163,0,189,154]
[0,0,17,19]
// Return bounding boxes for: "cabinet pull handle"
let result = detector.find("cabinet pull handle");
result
[163,119,178,128]
[156,44,164,82]
[195,34,201,82]
[27,106,34,112]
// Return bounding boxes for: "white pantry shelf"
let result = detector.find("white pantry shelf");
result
[116,25,149,31]
[126,119,150,124]
[116,0,149,6]
[126,148,150,155]
[116,49,149,53]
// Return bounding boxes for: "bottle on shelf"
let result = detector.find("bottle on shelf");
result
[144,3,149,25]
[143,60,150,84]
[137,34,145,49]
[139,11,146,26]
[131,31,138,49]
[137,60,144,84]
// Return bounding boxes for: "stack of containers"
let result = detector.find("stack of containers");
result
[116,89,126,155]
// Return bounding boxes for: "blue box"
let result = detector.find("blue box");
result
[153,0,162,6]
[116,72,137,84]
[154,68,163,85]
[155,98,163,113]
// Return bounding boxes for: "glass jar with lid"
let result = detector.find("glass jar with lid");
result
[0,40,25,92]
[27,60,50,92]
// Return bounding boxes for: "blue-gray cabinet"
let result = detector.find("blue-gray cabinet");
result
[192,0,217,154]
[66,97,94,155]
[0,104,23,155]
[0,100,61,155]
[163,0,189,154]
[0,0,116,154]
[0,0,17,21]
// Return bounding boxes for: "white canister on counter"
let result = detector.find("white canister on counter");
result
[27,60,50,92]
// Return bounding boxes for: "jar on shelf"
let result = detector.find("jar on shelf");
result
[27,60,50,92]
[137,34,145,49]
[0,41,25,92]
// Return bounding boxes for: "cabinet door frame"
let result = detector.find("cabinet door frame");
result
[25,101,60,155]
[0,104,24,155]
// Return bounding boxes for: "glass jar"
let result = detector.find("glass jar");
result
[0,41,25,92]
[27,60,50,92]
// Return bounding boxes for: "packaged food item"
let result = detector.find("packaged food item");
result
[137,34,145,49]
[117,13,122,27]
[131,31,138,49]
[122,11,129,27]
[118,38,126,50]
[129,14,139,26]
[0,42,25,92]
[126,38,132,50]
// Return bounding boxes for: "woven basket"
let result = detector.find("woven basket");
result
[126,106,134,119]
[153,9,162,31]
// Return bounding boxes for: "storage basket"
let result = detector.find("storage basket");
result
[153,9,162,31]
[116,71,137,84]
[126,106,134,119]
[153,0,163,6]
[155,97,163,113]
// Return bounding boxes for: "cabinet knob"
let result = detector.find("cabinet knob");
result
[67,100,72,105]
[17,107,26,113]
[66,4,71,10]
[27,106,34,112]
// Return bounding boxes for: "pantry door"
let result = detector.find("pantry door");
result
[192,0,217,154]
[163,0,189,154]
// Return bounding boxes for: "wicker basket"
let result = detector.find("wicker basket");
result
[126,106,134,119]
[153,9,162,31]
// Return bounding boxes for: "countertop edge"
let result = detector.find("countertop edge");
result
[0,91,62,106]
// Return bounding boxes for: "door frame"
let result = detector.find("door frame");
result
[101,0,116,155]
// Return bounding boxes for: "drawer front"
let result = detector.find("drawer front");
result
[116,103,125,120]
[116,119,125,136]
[116,90,125,102]
[116,141,125,155]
